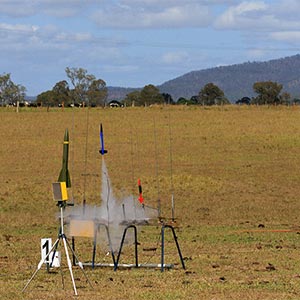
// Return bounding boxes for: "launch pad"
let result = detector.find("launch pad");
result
[68,123,186,272]
[23,122,186,296]
[69,218,185,272]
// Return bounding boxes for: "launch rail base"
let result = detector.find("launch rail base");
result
[79,224,185,272]
[78,262,174,269]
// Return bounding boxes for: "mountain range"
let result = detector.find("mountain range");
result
[108,54,300,102]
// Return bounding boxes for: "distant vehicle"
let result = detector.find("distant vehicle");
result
[236,97,251,105]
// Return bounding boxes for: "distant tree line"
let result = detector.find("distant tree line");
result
[0,69,298,107]
[36,68,108,107]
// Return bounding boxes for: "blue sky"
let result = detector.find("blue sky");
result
[1,0,300,95]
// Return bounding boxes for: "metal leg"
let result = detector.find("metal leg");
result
[89,223,116,268]
[62,235,77,295]
[92,225,98,269]
[104,225,116,267]
[72,237,76,266]
[160,225,186,272]
[161,226,165,272]
[22,237,60,292]
[50,227,61,268]
[114,225,138,271]
[23,205,92,295]
[168,225,186,270]
[64,235,93,288]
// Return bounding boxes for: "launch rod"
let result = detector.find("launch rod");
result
[122,203,126,221]
[168,110,175,221]
[82,105,90,209]
[129,124,137,220]
[104,165,110,226]
[70,105,75,204]
[153,117,161,219]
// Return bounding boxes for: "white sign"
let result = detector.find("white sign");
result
[51,251,61,268]
[41,238,61,267]
[41,238,52,263]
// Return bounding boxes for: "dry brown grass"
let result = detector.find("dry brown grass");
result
[2,105,300,299]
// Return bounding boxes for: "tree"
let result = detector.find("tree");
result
[280,92,291,105]
[190,95,199,105]
[0,73,13,106]
[0,73,26,106]
[65,67,95,105]
[252,81,283,105]
[140,84,164,106]
[65,67,107,107]
[87,79,108,107]
[123,90,141,106]
[176,97,189,105]
[10,83,26,104]
[36,90,55,107]
[161,93,174,104]
[198,83,228,105]
[52,80,70,106]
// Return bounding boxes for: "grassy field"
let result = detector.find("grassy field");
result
[2,105,300,299]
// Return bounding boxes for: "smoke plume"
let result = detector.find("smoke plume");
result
[66,158,156,252]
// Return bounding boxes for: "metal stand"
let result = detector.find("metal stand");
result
[78,223,185,272]
[92,223,116,269]
[161,224,186,272]
[114,224,138,271]
[22,205,93,295]
[114,224,185,272]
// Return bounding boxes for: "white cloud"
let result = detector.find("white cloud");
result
[0,0,35,17]
[120,0,237,7]
[270,31,300,43]
[246,48,268,59]
[0,0,101,18]
[103,64,139,73]
[55,32,93,43]
[161,51,189,64]
[274,0,300,20]
[214,1,269,29]
[0,22,39,34]
[214,0,300,33]
[91,3,212,29]
[212,0,300,49]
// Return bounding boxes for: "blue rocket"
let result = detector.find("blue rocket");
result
[99,123,108,155]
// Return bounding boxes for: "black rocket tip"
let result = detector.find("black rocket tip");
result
[64,128,69,142]
[100,123,103,132]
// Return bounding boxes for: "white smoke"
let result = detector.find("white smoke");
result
[65,158,157,252]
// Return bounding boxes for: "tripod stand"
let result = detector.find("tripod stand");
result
[22,203,93,295]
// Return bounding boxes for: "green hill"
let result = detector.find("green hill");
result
[108,54,300,102]
[158,54,300,102]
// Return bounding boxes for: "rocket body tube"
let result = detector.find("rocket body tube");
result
[99,124,108,155]
[58,129,71,188]
[138,178,144,204]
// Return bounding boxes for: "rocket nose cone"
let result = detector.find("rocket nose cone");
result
[64,129,69,141]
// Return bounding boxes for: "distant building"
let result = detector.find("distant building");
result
[109,100,123,107]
